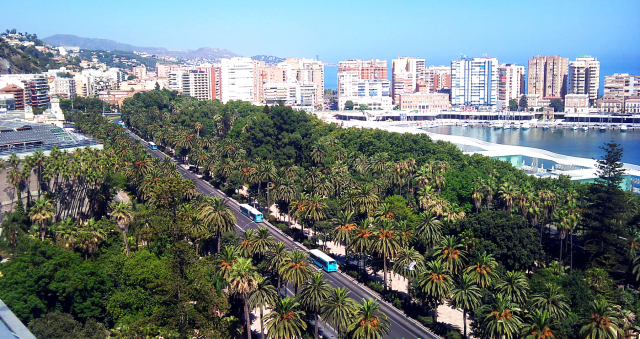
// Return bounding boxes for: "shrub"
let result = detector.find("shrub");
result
[417,315,434,327]
[345,270,360,280]
[366,281,384,294]
[445,330,462,339]
[266,214,277,223]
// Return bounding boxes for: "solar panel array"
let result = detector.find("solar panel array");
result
[0,120,77,145]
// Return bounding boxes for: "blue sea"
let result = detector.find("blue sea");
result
[432,125,640,166]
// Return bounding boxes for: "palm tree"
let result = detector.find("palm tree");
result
[299,272,331,339]
[228,257,259,339]
[371,219,401,291]
[415,211,442,249]
[252,226,275,258]
[351,219,374,273]
[218,245,239,280]
[347,298,390,339]
[434,235,467,274]
[1,211,26,248]
[333,210,357,257]
[267,242,290,296]
[109,200,134,255]
[451,274,481,339]
[393,247,424,280]
[482,294,523,339]
[30,197,55,241]
[321,287,359,338]
[464,251,499,288]
[194,121,203,138]
[239,229,256,258]
[279,250,311,295]
[199,196,237,253]
[530,283,571,320]
[521,309,555,339]
[249,276,277,339]
[265,297,307,339]
[495,271,529,307]
[417,260,453,323]
[579,299,622,339]
[498,181,519,212]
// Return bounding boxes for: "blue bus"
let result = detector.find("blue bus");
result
[239,204,264,222]
[148,141,157,150]
[309,249,338,272]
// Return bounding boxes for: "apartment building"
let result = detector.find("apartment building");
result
[286,58,324,107]
[338,59,390,110]
[421,66,451,93]
[52,78,76,99]
[262,82,317,107]
[0,84,25,110]
[451,57,499,107]
[597,95,623,113]
[497,63,525,108]
[253,61,287,103]
[220,57,254,103]
[397,93,450,113]
[207,66,223,101]
[604,73,640,100]
[0,74,49,108]
[568,56,600,105]
[527,56,568,98]
[392,57,425,104]
[168,69,212,101]
[132,65,147,79]
[156,64,184,78]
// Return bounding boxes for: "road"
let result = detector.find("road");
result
[116,120,439,339]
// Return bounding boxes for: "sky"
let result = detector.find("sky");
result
[4,0,640,76]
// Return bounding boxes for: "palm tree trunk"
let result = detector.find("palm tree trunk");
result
[383,257,388,291]
[40,222,45,241]
[217,229,222,253]
[277,275,282,297]
[122,230,131,255]
[260,306,264,339]
[244,297,251,339]
[463,309,467,338]
[315,313,320,339]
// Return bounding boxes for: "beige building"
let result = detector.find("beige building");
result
[597,95,623,113]
[392,57,425,104]
[527,56,568,99]
[564,94,589,114]
[497,63,526,109]
[421,66,451,93]
[568,56,600,105]
[397,93,450,113]
[604,73,640,100]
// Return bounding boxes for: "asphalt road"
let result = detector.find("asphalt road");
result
[116,120,439,339]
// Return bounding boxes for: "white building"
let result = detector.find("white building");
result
[451,57,499,107]
[221,57,254,103]
[568,56,600,105]
[339,79,392,110]
[392,57,425,104]
[52,78,76,99]
[262,82,317,108]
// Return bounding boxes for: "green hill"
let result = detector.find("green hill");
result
[0,31,75,74]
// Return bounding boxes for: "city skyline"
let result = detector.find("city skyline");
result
[4,0,639,65]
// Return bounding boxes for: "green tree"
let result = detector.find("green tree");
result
[344,100,354,110]
[451,274,481,339]
[521,309,555,339]
[228,257,259,339]
[199,196,237,253]
[267,242,290,296]
[519,95,528,111]
[530,283,571,320]
[464,251,499,288]
[579,299,622,339]
[279,250,311,295]
[249,276,277,339]
[371,219,401,291]
[321,287,358,338]
[347,298,390,339]
[109,200,134,255]
[265,297,307,339]
[481,294,523,339]
[30,196,55,241]
[549,99,564,113]
[509,99,518,112]
[299,272,331,339]
[28,311,108,339]
[417,260,453,323]
[495,271,529,306]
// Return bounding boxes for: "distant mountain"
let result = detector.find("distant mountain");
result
[251,55,286,65]
[42,34,239,60]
